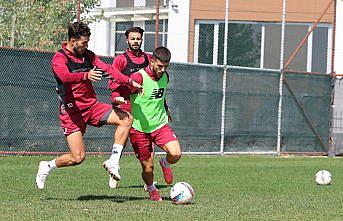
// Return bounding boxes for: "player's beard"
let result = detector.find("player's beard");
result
[153,67,163,80]
[128,42,142,52]
[73,45,85,58]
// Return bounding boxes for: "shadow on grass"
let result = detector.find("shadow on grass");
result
[44,185,171,202]
[77,195,146,202]
[46,195,146,203]
[122,184,170,190]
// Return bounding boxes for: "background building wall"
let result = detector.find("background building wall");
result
[188,0,335,62]
[335,0,343,74]
[167,0,190,62]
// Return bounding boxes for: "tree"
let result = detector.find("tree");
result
[0,0,101,51]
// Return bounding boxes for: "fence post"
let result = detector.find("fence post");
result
[220,0,230,155]
[276,0,287,156]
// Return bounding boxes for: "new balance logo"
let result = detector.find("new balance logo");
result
[150,88,165,99]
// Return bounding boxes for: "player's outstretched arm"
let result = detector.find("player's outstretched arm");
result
[130,80,144,95]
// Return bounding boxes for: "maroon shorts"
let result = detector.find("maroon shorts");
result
[130,124,178,161]
[59,102,112,136]
[117,101,131,113]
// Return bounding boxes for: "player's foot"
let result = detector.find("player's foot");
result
[109,175,119,189]
[143,181,157,192]
[103,160,121,181]
[149,189,162,201]
[159,158,173,184]
[35,161,50,190]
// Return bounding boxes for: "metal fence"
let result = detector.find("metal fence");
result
[0,47,332,155]
[0,0,338,155]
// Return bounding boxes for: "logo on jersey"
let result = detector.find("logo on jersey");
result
[150,88,165,99]
[130,67,140,73]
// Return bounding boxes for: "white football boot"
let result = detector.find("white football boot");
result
[103,159,121,181]
[109,175,119,189]
[35,161,51,190]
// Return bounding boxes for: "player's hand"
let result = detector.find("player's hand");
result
[113,97,127,105]
[167,108,173,122]
[132,81,144,95]
[88,67,102,82]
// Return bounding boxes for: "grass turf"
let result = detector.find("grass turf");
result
[1,155,343,220]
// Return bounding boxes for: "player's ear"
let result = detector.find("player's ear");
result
[70,37,76,46]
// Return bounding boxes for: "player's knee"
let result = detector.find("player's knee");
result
[119,114,132,127]
[71,153,86,165]
[143,163,154,173]
[126,114,133,125]
[168,151,182,164]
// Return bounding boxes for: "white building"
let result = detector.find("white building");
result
[88,0,190,63]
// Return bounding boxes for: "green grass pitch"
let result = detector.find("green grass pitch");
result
[1,155,343,220]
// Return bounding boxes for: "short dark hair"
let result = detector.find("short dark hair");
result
[68,22,91,40]
[153,46,171,62]
[125,27,144,38]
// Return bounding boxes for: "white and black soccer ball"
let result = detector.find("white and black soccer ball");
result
[315,170,332,185]
[170,182,194,204]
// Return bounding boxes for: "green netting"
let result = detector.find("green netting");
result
[224,67,280,152]
[0,48,332,154]
[281,72,331,152]
[167,63,223,152]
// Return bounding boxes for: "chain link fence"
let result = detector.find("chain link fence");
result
[0,47,331,155]
[0,0,338,155]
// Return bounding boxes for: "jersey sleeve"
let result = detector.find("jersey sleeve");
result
[111,55,127,72]
[51,52,87,83]
[92,54,130,85]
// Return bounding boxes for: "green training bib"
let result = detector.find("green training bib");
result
[130,69,168,133]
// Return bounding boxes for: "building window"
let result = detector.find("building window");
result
[198,24,214,64]
[114,20,168,55]
[312,27,328,73]
[116,0,134,7]
[115,21,134,56]
[143,20,168,53]
[218,23,261,67]
[195,21,331,73]
[146,0,170,7]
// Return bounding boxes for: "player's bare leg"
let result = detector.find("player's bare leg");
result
[140,154,162,201]
[103,107,132,182]
[36,131,86,189]
[159,140,182,185]
[55,131,86,167]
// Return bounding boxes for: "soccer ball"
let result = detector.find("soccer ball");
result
[170,182,194,204]
[315,170,332,185]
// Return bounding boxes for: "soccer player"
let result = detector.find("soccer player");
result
[106,27,153,188]
[128,47,181,201]
[35,22,142,190]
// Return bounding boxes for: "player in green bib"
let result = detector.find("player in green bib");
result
[128,47,182,201]
[130,68,168,132]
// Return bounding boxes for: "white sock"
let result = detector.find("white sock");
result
[161,157,170,167]
[47,159,57,171]
[147,184,157,192]
[109,144,124,165]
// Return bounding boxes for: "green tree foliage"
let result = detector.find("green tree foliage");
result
[0,0,101,51]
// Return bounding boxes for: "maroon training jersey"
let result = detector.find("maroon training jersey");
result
[109,49,152,103]
[52,43,130,112]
